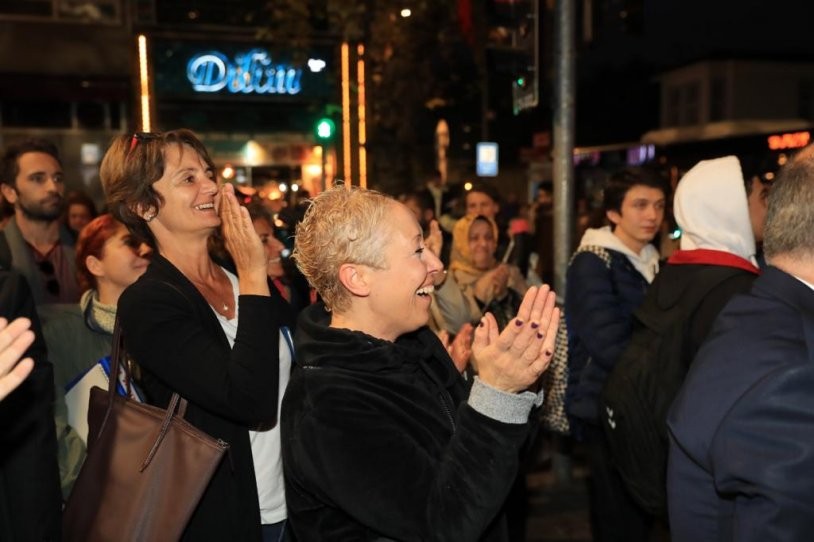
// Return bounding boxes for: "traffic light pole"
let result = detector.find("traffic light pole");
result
[320,143,327,191]
[552,0,576,300]
[315,116,335,191]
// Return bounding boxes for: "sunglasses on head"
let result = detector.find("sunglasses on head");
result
[37,260,60,296]
[129,132,162,153]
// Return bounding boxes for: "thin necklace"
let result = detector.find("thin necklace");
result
[189,273,231,315]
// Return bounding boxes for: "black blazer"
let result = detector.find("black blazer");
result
[118,254,294,541]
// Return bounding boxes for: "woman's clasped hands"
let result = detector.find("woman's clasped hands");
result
[217,183,269,294]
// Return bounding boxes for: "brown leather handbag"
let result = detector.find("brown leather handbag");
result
[62,318,229,541]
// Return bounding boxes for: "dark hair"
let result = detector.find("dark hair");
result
[100,129,215,248]
[602,166,667,213]
[467,181,501,205]
[244,201,273,225]
[402,190,435,214]
[0,138,62,188]
[65,190,98,217]
[75,214,123,292]
[537,181,554,195]
[738,154,774,196]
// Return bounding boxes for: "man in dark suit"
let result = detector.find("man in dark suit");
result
[667,147,814,541]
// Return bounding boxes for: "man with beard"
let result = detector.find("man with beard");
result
[0,139,81,306]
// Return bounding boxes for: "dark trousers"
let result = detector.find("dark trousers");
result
[584,424,652,542]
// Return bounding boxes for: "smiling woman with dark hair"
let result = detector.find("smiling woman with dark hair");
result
[100,130,294,540]
[283,186,560,541]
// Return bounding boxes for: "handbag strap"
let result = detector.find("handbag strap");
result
[106,315,191,471]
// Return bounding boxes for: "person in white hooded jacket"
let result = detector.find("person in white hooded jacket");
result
[645,155,766,379]
[565,166,667,542]
[659,156,769,537]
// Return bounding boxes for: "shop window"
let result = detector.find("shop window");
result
[710,77,726,122]
[1,99,71,128]
[0,0,52,17]
[666,86,681,127]
[799,80,813,120]
[76,101,106,129]
[0,0,121,24]
[683,82,699,125]
[109,101,121,129]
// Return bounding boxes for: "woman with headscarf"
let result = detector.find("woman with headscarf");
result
[440,214,529,334]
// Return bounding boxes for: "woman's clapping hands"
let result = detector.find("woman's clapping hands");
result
[472,285,560,393]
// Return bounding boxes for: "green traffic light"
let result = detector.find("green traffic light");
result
[315,118,335,140]
[516,76,526,87]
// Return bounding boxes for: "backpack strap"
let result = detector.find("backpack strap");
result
[570,245,612,269]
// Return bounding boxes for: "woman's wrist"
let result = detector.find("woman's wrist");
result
[238,272,271,296]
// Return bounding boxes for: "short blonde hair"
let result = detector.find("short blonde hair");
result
[294,187,393,312]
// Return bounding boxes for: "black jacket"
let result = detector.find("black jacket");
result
[565,248,650,425]
[644,261,757,363]
[117,254,294,541]
[0,270,62,541]
[282,303,535,541]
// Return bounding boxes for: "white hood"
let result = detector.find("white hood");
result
[674,155,757,264]
[578,226,660,282]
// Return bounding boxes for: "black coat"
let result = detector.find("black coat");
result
[0,270,62,541]
[282,303,535,541]
[118,254,294,541]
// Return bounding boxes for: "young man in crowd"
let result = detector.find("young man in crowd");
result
[0,139,81,307]
[565,167,666,542]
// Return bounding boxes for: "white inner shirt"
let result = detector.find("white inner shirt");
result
[212,267,291,525]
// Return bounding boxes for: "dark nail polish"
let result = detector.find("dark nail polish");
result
[537,332,544,339]
[545,350,553,356]
[531,322,539,329]
[515,319,523,327]
[478,320,484,327]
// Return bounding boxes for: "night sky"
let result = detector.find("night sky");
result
[565,0,814,146]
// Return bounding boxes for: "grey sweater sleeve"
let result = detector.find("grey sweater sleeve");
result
[468,376,543,424]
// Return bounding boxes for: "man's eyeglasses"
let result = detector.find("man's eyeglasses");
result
[129,132,162,153]
[37,260,60,297]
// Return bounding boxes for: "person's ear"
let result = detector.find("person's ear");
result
[133,203,157,223]
[85,255,105,279]
[0,183,17,205]
[337,263,371,298]
[606,209,622,227]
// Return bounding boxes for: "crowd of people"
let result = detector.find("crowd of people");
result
[0,128,812,542]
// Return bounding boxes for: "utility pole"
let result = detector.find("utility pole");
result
[552,0,576,300]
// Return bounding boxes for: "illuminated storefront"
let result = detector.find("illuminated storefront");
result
[147,37,338,197]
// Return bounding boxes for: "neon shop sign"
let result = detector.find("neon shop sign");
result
[187,49,303,95]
